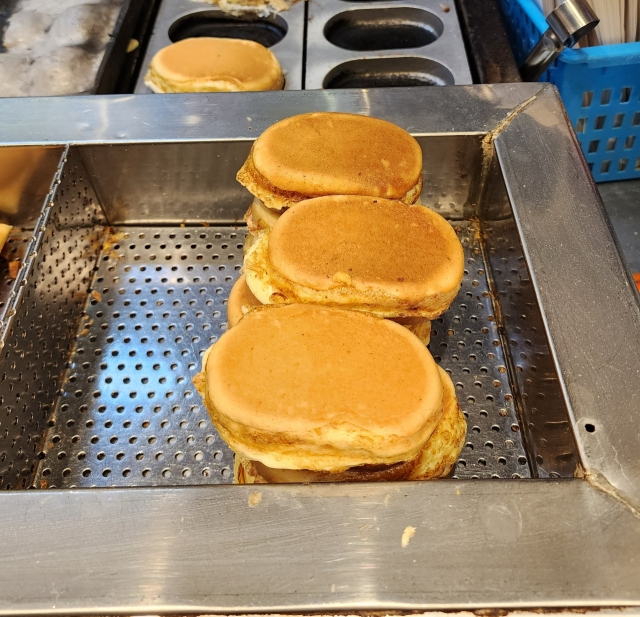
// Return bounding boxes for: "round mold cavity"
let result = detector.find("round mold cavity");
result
[324,7,443,52]
[169,10,287,48]
[323,57,455,89]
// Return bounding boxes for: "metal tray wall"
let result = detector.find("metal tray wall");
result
[0,146,65,345]
[80,141,254,225]
[481,154,580,477]
[0,145,66,490]
[0,148,105,490]
[78,134,482,227]
[0,135,579,489]
[134,0,305,93]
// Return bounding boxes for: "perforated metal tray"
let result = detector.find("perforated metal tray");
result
[0,143,532,489]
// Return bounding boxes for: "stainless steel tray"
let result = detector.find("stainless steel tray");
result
[134,0,306,92]
[0,85,639,614]
[306,0,472,89]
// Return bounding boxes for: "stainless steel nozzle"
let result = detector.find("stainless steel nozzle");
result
[520,0,599,82]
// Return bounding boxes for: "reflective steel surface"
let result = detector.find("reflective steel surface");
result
[0,147,105,491]
[520,0,598,81]
[0,84,542,144]
[482,155,580,478]
[0,145,64,365]
[80,141,254,225]
[1,480,640,614]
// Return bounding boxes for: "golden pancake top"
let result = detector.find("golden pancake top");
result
[147,37,283,92]
[243,112,423,203]
[205,304,443,439]
[267,196,464,306]
[227,274,262,328]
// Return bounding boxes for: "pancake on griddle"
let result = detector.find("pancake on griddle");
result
[198,0,301,15]
[144,38,284,93]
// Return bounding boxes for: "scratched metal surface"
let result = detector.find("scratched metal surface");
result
[1,480,640,613]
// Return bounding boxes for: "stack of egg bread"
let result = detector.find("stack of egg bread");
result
[194,112,467,484]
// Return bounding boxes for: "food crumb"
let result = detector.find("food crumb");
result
[384,494,391,506]
[8,260,20,278]
[248,490,262,507]
[401,526,416,548]
[91,290,102,302]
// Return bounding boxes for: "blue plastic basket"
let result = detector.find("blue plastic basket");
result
[499,0,640,182]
